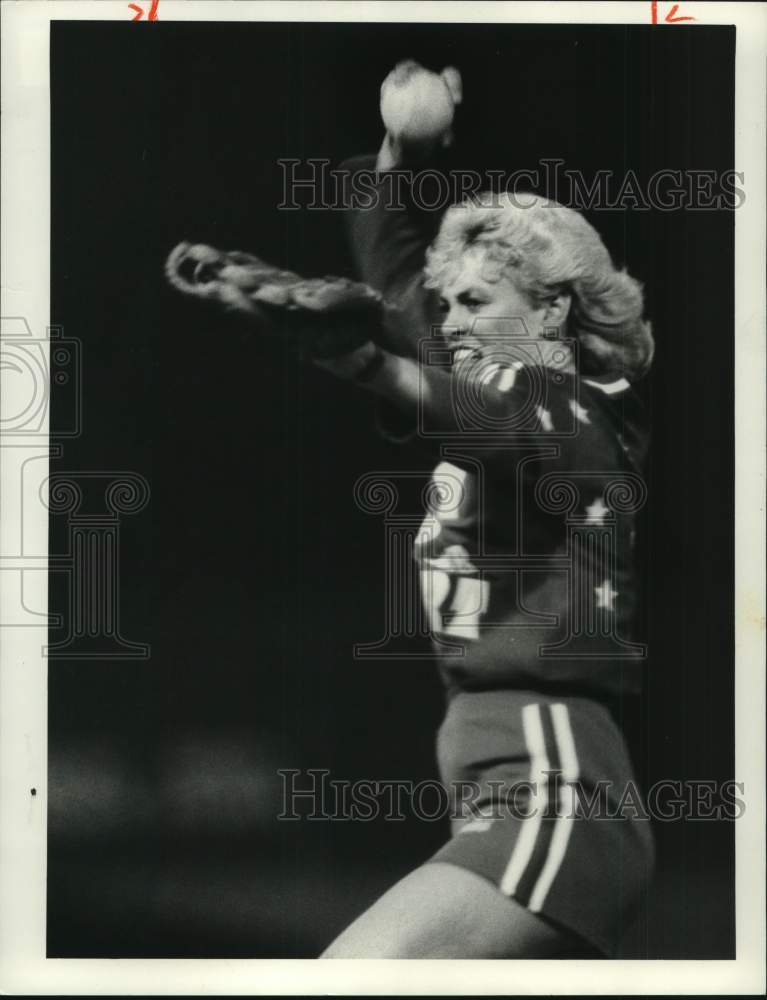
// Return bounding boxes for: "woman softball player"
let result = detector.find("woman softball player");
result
[316,62,656,959]
[166,60,656,959]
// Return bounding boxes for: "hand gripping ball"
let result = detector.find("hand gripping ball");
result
[380,60,463,145]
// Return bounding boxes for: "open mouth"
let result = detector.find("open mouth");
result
[448,342,484,367]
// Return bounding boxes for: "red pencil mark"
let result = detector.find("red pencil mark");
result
[651,1,696,23]
[128,0,159,20]
[664,4,695,22]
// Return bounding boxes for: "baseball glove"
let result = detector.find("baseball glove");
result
[165,241,384,359]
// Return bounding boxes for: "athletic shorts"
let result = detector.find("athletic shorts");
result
[428,688,655,957]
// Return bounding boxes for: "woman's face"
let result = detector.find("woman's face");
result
[437,248,563,366]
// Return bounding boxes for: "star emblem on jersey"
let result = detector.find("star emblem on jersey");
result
[594,579,618,611]
[585,497,610,524]
[569,398,591,424]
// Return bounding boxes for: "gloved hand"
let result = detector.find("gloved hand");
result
[165,241,385,360]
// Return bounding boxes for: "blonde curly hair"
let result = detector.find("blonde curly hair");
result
[424,192,654,380]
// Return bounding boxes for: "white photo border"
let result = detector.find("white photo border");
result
[1,0,764,994]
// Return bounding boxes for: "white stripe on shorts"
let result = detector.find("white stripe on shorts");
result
[499,703,550,896]
[528,703,580,912]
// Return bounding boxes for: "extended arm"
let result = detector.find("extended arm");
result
[316,342,551,453]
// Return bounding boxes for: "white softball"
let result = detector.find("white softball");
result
[380,63,461,143]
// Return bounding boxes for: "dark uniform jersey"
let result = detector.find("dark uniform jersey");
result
[340,155,650,701]
[339,154,655,957]
[410,361,649,698]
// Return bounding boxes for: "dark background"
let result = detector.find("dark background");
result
[49,20,735,958]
